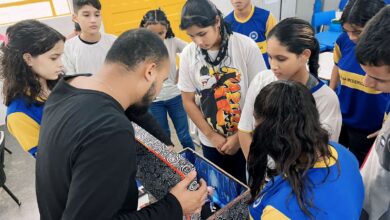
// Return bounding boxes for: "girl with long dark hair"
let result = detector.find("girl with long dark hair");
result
[178,0,267,182]
[140,9,194,150]
[238,18,342,159]
[248,80,364,219]
[1,19,65,157]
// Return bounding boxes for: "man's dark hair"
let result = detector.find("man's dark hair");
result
[356,5,390,67]
[73,0,101,13]
[105,28,169,71]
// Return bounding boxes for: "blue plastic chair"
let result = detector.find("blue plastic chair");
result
[339,0,349,11]
[312,10,342,52]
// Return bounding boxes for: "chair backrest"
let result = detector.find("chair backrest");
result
[339,0,349,11]
[312,10,336,33]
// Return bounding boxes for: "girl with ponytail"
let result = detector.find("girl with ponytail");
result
[238,18,342,159]
[178,0,267,183]
[139,9,195,150]
[247,80,364,219]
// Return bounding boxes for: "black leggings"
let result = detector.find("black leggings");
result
[339,124,376,167]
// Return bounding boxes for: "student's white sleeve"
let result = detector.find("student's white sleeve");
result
[238,78,259,133]
[318,90,342,142]
[177,47,196,93]
[62,45,76,74]
[175,37,188,53]
[245,41,267,83]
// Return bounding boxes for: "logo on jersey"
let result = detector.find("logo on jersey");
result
[249,31,259,41]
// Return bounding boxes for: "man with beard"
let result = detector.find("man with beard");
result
[36,29,208,220]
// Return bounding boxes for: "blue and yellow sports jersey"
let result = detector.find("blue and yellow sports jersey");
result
[334,32,390,133]
[249,142,364,220]
[6,97,44,157]
[225,6,276,69]
[384,101,390,123]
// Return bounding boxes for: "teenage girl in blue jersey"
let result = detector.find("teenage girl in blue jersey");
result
[1,20,65,157]
[329,0,389,166]
[247,80,364,220]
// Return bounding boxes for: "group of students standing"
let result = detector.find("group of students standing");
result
[0,0,389,219]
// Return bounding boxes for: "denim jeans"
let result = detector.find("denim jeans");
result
[149,95,194,149]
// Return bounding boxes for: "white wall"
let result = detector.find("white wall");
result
[0,14,74,36]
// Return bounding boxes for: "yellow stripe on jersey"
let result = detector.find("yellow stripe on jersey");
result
[7,112,40,153]
[257,41,267,54]
[261,205,290,220]
[339,69,383,94]
[265,13,277,37]
[333,43,341,64]
[313,146,338,168]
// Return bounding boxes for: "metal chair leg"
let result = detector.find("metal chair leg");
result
[4,147,12,154]
[2,185,21,206]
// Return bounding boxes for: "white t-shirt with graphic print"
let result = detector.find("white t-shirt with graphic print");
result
[238,69,342,141]
[178,32,267,148]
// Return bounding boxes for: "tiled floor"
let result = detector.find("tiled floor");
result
[0,120,200,220]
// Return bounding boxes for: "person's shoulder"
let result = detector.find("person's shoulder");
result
[253,6,271,16]
[314,82,339,102]
[231,32,258,48]
[102,33,117,41]
[225,11,235,22]
[181,42,197,57]
[64,35,82,48]
[336,32,353,49]
[250,70,277,89]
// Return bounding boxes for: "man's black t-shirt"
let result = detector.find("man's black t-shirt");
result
[36,75,182,220]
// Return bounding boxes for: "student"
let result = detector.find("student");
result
[238,18,342,159]
[65,1,173,148]
[140,9,194,150]
[247,80,364,220]
[36,28,208,220]
[356,5,390,220]
[62,0,116,75]
[1,20,65,157]
[329,0,389,166]
[178,0,266,183]
[225,0,277,68]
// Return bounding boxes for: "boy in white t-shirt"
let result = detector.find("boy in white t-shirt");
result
[238,18,342,159]
[62,0,116,75]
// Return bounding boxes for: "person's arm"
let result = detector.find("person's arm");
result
[125,110,173,146]
[6,112,39,157]
[245,39,267,82]
[329,43,342,90]
[238,131,252,160]
[174,38,188,84]
[237,75,261,160]
[181,92,226,152]
[329,65,340,90]
[317,88,342,142]
[62,130,182,219]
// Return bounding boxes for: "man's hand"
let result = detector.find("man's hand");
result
[170,171,208,215]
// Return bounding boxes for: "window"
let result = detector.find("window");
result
[0,0,71,25]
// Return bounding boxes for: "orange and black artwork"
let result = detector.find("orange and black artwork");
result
[199,65,242,136]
